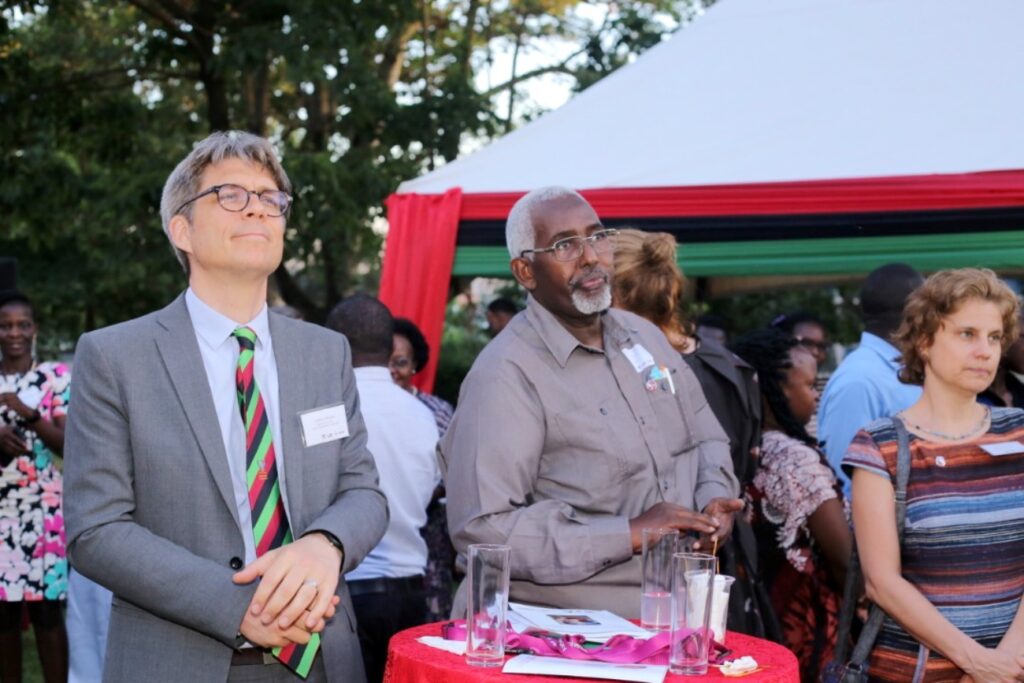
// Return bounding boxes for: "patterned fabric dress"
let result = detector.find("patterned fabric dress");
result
[411,387,456,621]
[747,430,844,682]
[843,408,1024,682]
[0,361,70,602]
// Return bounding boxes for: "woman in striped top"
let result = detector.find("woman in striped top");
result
[843,268,1024,682]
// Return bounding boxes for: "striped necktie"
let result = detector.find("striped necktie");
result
[233,326,320,677]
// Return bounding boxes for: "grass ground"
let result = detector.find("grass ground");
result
[16,627,46,683]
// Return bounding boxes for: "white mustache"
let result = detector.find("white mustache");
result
[570,268,610,290]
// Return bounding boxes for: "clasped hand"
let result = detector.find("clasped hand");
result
[958,645,1024,683]
[233,534,343,648]
[628,498,744,553]
[0,427,29,458]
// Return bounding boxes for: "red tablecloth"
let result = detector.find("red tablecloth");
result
[383,622,799,683]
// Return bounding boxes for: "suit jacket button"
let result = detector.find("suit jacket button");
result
[229,557,243,570]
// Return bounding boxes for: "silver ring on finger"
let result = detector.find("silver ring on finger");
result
[303,578,319,591]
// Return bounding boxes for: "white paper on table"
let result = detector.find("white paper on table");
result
[509,602,655,643]
[503,655,667,683]
[416,636,466,655]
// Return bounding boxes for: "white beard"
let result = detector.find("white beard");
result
[572,283,612,315]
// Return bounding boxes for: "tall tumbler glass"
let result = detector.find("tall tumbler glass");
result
[669,552,716,675]
[465,544,512,667]
[641,528,679,630]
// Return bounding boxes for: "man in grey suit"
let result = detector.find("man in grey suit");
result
[64,131,387,682]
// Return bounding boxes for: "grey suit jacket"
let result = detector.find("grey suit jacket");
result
[63,294,388,683]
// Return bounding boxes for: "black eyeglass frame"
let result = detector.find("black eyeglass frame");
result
[795,336,829,353]
[174,183,293,218]
[519,228,619,262]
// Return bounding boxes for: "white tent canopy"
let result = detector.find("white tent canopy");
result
[399,0,1024,194]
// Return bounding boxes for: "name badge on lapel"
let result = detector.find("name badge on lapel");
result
[298,403,349,447]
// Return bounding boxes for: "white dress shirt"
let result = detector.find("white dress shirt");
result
[185,288,290,564]
[346,366,440,580]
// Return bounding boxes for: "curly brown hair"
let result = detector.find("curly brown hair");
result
[611,229,694,350]
[894,268,1020,385]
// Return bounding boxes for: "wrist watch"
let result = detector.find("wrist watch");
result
[304,530,345,560]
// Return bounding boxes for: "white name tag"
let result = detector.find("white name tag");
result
[980,441,1024,457]
[622,344,656,374]
[298,403,349,447]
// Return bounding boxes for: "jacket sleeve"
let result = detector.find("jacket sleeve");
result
[63,332,257,647]
[679,361,740,510]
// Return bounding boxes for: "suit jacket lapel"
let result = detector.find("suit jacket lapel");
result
[269,313,306,528]
[154,294,241,528]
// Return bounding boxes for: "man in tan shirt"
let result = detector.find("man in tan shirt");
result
[441,187,742,618]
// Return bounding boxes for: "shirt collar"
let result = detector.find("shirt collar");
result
[185,288,271,352]
[353,366,394,383]
[859,331,902,369]
[525,296,629,367]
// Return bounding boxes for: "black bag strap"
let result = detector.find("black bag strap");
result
[831,416,913,672]
[733,516,784,643]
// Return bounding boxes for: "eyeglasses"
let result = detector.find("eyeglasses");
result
[174,183,292,217]
[520,228,619,262]
[796,337,829,353]
[389,356,414,371]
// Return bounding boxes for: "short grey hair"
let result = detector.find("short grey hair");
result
[506,186,586,259]
[159,131,292,274]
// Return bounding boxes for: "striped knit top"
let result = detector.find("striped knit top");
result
[842,408,1024,682]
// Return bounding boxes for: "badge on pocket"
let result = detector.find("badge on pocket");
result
[644,365,675,395]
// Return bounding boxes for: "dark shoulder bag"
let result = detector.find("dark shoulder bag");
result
[821,417,912,683]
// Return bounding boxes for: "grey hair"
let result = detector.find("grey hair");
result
[159,131,292,274]
[506,186,587,259]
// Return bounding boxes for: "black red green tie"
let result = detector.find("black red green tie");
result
[233,326,320,677]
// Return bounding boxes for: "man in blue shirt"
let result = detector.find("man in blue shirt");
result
[818,263,924,495]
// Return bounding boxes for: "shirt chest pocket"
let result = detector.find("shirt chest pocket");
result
[645,371,698,457]
[545,404,626,505]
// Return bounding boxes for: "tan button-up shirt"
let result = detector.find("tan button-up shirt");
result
[441,297,738,617]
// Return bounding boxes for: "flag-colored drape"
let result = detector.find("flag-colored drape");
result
[379,188,463,393]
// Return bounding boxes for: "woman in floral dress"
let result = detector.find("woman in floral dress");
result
[731,327,852,682]
[0,292,69,681]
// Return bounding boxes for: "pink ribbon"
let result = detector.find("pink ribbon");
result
[441,620,729,665]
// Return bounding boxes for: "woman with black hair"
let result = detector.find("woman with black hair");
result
[390,318,454,435]
[732,327,851,682]
[0,292,69,682]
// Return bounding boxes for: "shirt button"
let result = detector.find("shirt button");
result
[639,417,646,426]
[603,559,611,566]
[229,556,243,570]
[599,408,608,416]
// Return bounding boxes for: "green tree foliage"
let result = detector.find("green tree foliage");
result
[2,0,709,349]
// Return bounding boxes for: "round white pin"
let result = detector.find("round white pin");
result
[935,455,947,467]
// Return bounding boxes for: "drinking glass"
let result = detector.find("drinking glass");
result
[641,528,679,630]
[669,552,716,675]
[465,544,511,667]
